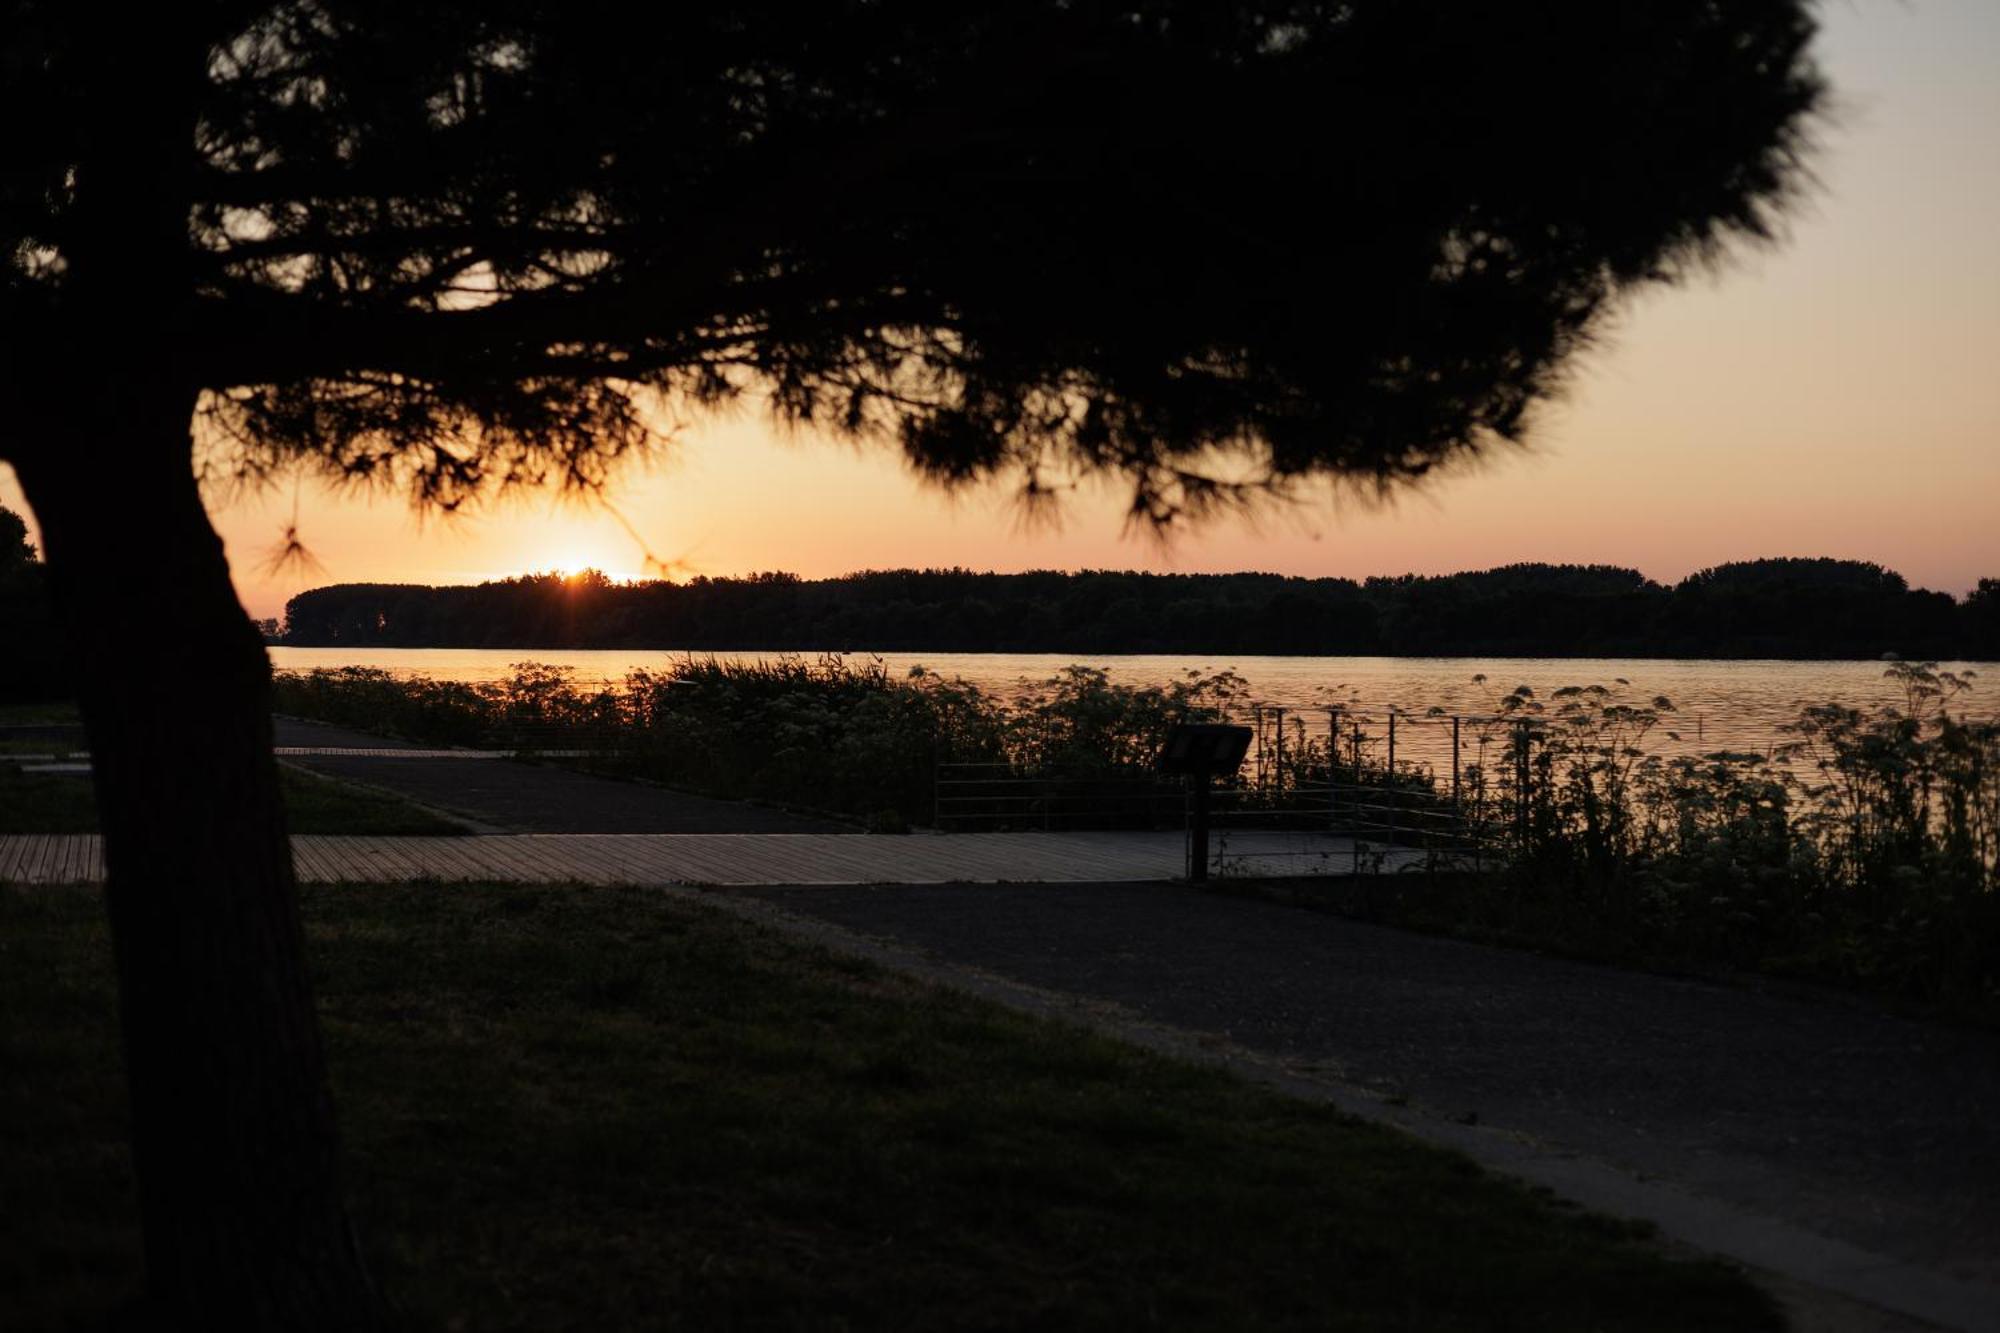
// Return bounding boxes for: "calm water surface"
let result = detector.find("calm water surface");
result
[269,647,1996,767]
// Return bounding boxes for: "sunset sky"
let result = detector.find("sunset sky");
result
[5,0,1997,619]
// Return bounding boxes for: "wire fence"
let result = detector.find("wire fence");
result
[932,762,1186,831]
[934,699,1557,875]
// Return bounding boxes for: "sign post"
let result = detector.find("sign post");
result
[1157,723,1253,882]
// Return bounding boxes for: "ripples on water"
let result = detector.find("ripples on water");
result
[268,647,1996,773]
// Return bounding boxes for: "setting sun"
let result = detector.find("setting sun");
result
[3,6,1997,1329]
[532,554,643,583]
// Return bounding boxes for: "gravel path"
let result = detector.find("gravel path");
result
[0,722,85,746]
[273,718,849,833]
[740,881,2000,1313]
[272,718,435,751]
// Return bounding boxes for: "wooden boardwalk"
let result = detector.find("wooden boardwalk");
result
[12,747,556,763]
[0,831,1420,886]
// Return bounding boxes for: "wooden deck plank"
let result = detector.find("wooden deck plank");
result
[0,830,1387,888]
[522,835,600,882]
[387,839,441,880]
[59,835,90,883]
[333,836,375,883]
[491,837,553,882]
[403,839,470,881]
[21,833,50,883]
[292,836,330,883]
[2,834,36,880]
[305,837,349,882]
[46,834,75,884]
[584,837,653,884]
[25,833,56,883]
[27,833,58,884]
[539,836,619,885]
[415,840,484,881]
[598,836,682,884]
[370,835,433,882]
[347,835,403,880]
[357,837,402,883]
[465,838,542,882]
[658,837,749,883]
[637,835,747,884]
[589,835,669,884]
[17,833,51,883]
[496,836,583,883]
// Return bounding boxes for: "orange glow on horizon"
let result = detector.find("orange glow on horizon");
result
[1,3,1995,619]
[530,559,646,585]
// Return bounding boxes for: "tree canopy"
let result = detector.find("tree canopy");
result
[0,5,1831,1325]
[3,1,1823,521]
[0,503,34,571]
[0,504,62,702]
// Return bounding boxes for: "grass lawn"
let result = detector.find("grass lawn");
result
[1213,867,2000,1028]
[0,701,78,725]
[0,883,1781,1332]
[0,736,83,756]
[0,764,467,835]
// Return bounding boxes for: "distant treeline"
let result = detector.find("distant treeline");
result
[282,559,2000,660]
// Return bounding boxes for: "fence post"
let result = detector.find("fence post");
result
[1251,703,1264,791]
[1187,772,1211,881]
[1452,716,1462,811]
[1273,706,1285,801]
[1327,706,1340,830]
[1514,721,1530,848]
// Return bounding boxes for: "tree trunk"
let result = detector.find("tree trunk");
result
[11,434,393,1330]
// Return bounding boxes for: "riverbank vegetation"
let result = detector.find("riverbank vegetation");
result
[278,558,2000,660]
[1,881,1779,1332]
[1522,665,1998,1010]
[273,658,1244,831]
[1236,664,2000,1016]
[273,658,1999,1014]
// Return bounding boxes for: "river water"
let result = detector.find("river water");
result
[268,647,1996,769]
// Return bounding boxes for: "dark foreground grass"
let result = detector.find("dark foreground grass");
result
[0,764,466,835]
[0,701,78,725]
[0,737,80,756]
[0,884,1779,1332]
[1212,869,1730,975]
[1214,867,2000,1028]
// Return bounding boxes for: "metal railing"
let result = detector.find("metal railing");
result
[933,761,1186,831]
[932,701,1528,875]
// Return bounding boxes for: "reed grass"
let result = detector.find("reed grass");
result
[271,658,2000,1009]
[272,657,1244,830]
[1280,665,2000,1013]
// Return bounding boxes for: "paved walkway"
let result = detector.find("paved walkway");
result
[9,821,1993,1325]
[272,718,434,750]
[10,745,849,836]
[14,718,1993,1326]
[0,830,1407,886]
[738,881,2000,1332]
[288,755,854,833]
[267,717,852,833]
